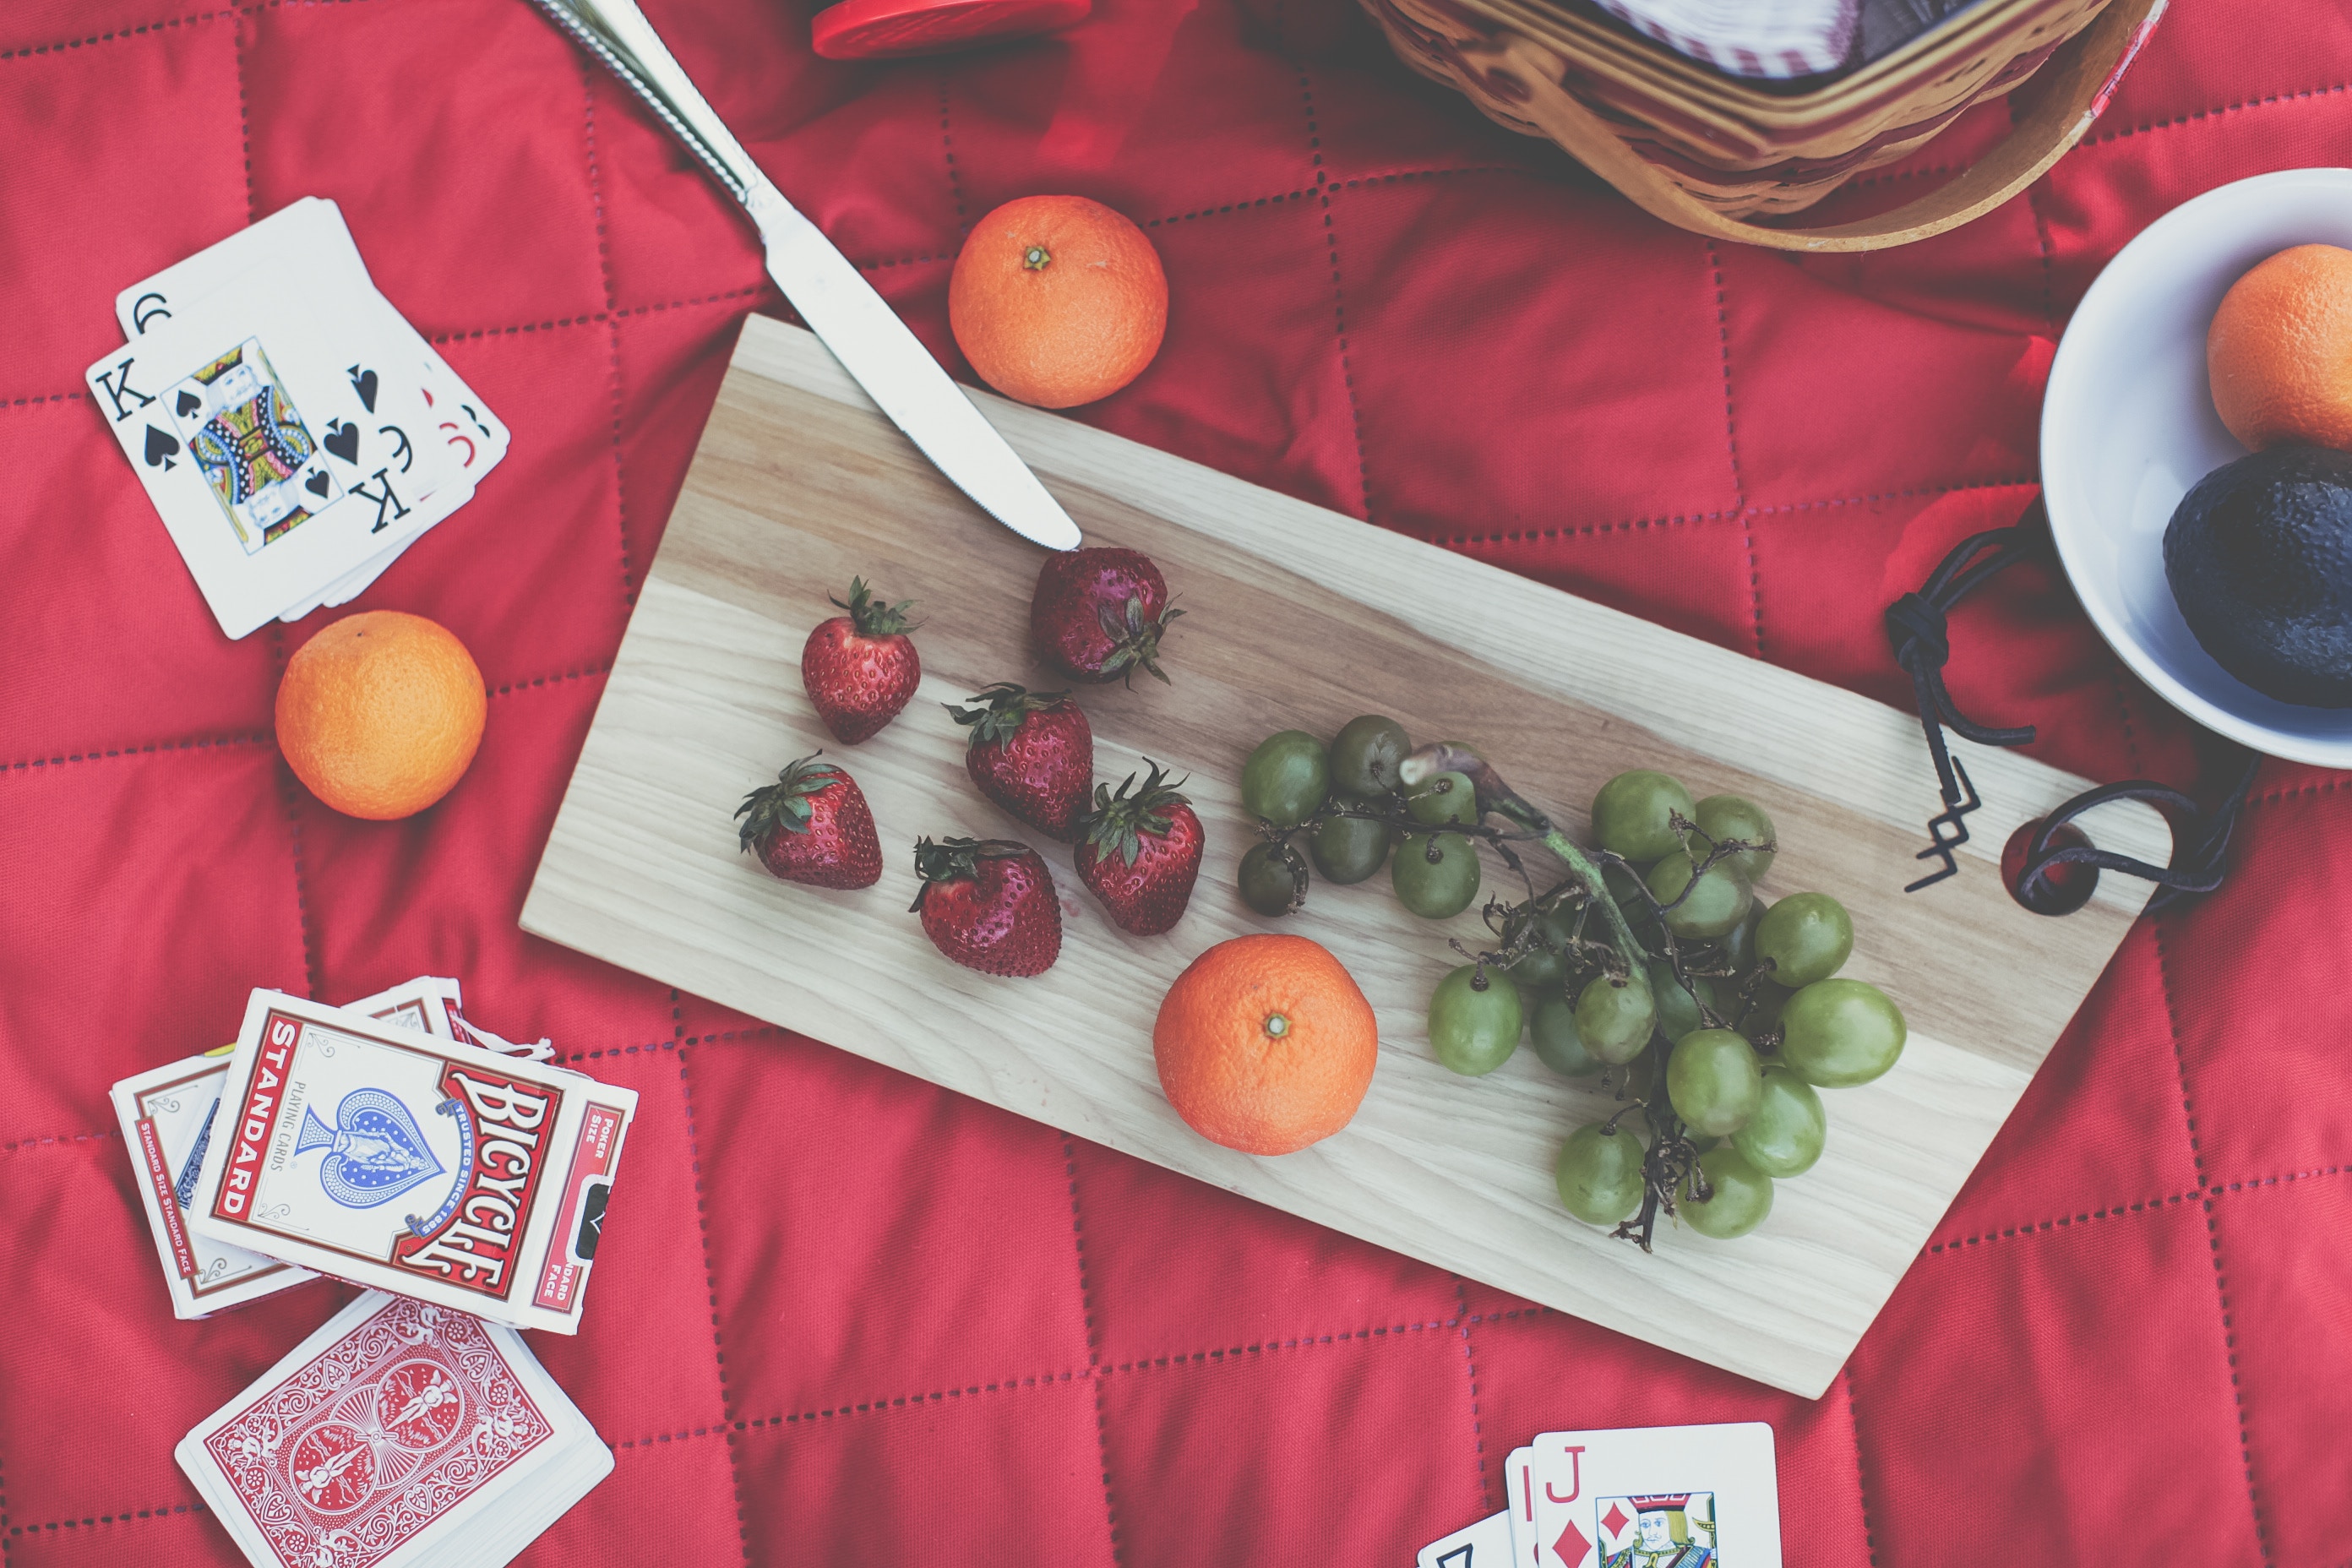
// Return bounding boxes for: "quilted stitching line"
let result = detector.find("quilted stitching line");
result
[1297,65,1376,522]
[3,1500,209,1544]
[269,627,323,1001]
[425,285,763,345]
[0,392,85,411]
[0,5,237,60]
[672,994,757,1566]
[2244,776,2343,810]
[1431,474,2039,550]
[231,8,253,225]
[580,64,638,611]
[3,732,273,778]
[487,662,611,699]
[0,1128,117,1158]
[1134,166,1544,231]
[1925,1162,2352,1257]
[555,1023,783,1065]
[1062,1138,1124,1566]
[2153,913,2272,1561]
[1450,1278,1494,1509]
[1842,1368,1881,1567]
[2082,79,2352,148]
[1704,240,1761,655]
[938,72,969,237]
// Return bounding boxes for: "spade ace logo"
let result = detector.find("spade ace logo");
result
[296,1089,454,1209]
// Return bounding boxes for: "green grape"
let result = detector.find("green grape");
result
[1575,973,1656,1064]
[1529,993,1603,1076]
[1328,715,1412,798]
[1237,841,1305,916]
[1735,983,1787,1048]
[1405,770,1479,826]
[1428,966,1523,1075]
[1556,1122,1647,1226]
[1391,830,1480,919]
[1779,978,1906,1086]
[1648,959,1725,1043]
[1694,794,1777,884]
[1645,851,1752,939]
[1665,1028,1762,1136]
[1731,1064,1826,1178]
[1504,905,1576,988]
[1309,814,1391,884]
[1756,893,1854,988]
[1591,770,1696,863]
[1678,1146,1773,1239]
[1716,897,1768,974]
[1241,730,1329,828]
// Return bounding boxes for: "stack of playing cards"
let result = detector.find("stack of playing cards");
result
[1417,1423,1780,1567]
[86,198,507,639]
[178,1291,612,1568]
[123,987,635,1333]
[112,976,555,1319]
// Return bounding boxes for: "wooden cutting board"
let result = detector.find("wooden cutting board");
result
[523,316,2164,1397]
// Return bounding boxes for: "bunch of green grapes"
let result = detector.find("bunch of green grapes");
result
[1236,719,1906,1248]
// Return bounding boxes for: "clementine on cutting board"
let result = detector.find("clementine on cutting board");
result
[1153,934,1378,1156]
[2208,242,2352,452]
[949,193,1167,409]
[277,611,487,820]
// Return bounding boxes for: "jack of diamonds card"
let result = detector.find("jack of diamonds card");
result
[186,991,637,1334]
[177,1291,602,1568]
[1519,1424,1779,1568]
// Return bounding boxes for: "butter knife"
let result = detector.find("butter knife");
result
[525,0,1083,552]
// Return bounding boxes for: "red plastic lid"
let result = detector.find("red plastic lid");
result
[811,0,1092,60]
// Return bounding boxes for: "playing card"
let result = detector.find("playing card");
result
[111,1053,318,1319]
[1522,1423,1778,1568]
[112,197,506,621]
[89,284,466,639]
[1419,1509,1513,1568]
[177,1290,610,1568]
[348,974,468,1040]
[186,990,637,1333]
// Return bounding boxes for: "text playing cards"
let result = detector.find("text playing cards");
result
[177,1291,611,1568]
[89,198,505,638]
[185,990,637,1333]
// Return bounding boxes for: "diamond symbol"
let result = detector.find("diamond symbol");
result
[1554,1517,1593,1564]
[1602,1502,1631,1538]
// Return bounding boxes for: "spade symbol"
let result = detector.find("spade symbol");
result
[323,419,362,465]
[174,389,202,418]
[142,426,181,470]
[348,365,378,413]
[305,470,332,498]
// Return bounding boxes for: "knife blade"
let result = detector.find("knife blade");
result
[524,0,1082,552]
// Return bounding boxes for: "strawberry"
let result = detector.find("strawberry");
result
[1030,546,1182,684]
[802,577,921,743]
[1075,761,1204,936]
[735,754,883,889]
[909,837,1063,977]
[949,683,1094,841]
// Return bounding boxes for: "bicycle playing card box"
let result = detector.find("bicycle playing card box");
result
[186,991,638,1334]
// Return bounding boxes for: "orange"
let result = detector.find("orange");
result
[2208,242,2352,452]
[949,194,1168,410]
[1152,934,1379,1156]
[276,611,487,820]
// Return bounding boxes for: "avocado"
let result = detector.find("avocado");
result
[2164,444,2352,707]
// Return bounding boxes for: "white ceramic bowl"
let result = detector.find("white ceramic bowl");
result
[2044,166,2352,767]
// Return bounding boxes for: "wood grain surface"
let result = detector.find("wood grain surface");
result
[523,316,2163,1396]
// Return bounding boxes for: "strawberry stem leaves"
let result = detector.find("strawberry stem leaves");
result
[737,753,848,852]
[947,683,1074,749]
[831,576,919,638]
[1079,760,1190,867]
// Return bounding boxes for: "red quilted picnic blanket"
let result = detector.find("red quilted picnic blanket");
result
[3,0,2346,1563]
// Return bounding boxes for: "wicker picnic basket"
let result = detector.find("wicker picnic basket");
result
[1362,0,2168,250]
